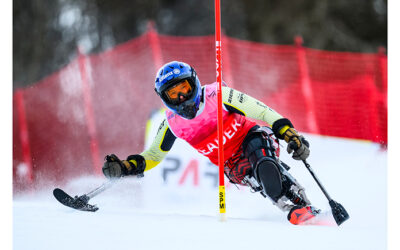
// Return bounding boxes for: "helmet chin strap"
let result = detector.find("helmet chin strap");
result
[177,100,199,119]
[176,86,203,119]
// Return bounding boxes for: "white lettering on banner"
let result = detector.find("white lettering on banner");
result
[206,142,219,154]
[198,119,241,155]
[231,118,241,131]
[225,128,234,139]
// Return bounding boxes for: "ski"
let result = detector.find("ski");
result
[53,180,115,212]
[53,188,99,212]
[288,206,336,226]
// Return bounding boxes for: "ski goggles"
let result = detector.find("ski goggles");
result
[164,79,193,104]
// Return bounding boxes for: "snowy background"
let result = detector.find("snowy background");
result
[13,131,387,250]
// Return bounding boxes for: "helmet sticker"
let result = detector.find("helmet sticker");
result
[159,71,173,82]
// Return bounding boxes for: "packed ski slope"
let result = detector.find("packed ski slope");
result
[13,134,387,250]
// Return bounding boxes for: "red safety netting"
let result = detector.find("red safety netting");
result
[13,28,387,192]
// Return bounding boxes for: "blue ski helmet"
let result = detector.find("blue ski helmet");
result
[155,61,201,119]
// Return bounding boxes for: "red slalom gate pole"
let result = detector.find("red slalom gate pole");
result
[15,90,34,188]
[215,0,226,221]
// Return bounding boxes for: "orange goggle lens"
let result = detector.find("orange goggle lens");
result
[165,80,193,102]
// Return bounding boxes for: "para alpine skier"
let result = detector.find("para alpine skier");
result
[102,61,320,224]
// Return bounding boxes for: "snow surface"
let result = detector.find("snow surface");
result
[13,135,387,250]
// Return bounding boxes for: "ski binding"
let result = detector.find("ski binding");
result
[53,188,99,212]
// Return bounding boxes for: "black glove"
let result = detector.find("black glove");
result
[283,128,310,161]
[102,154,146,179]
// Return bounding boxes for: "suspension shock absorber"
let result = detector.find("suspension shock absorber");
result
[285,189,307,207]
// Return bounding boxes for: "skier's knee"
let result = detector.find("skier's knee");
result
[242,128,278,172]
[242,129,283,201]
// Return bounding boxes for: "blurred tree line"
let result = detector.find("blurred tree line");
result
[13,0,387,90]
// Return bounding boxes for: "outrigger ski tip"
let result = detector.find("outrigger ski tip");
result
[53,188,99,212]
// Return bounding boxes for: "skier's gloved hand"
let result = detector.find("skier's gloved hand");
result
[272,118,310,161]
[102,154,145,179]
[282,127,310,161]
[102,154,131,179]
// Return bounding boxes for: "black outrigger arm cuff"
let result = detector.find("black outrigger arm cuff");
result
[272,118,294,139]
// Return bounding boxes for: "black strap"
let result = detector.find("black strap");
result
[272,118,294,139]
[126,154,146,175]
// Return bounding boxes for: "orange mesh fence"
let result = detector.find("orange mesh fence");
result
[13,29,387,192]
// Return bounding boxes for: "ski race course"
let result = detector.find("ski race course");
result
[13,134,387,250]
